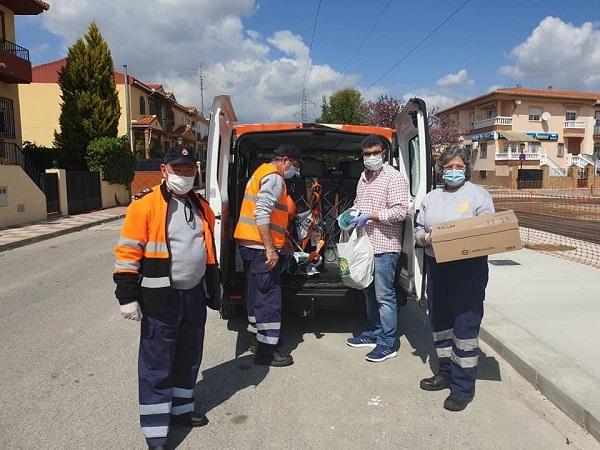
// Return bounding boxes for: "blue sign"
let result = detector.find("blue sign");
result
[471,131,496,141]
[519,153,526,161]
[526,131,559,141]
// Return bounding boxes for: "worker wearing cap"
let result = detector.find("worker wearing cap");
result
[114,145,221,450]
[234,144,302,367]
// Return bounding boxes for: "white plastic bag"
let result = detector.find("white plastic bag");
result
[337,229,374,289]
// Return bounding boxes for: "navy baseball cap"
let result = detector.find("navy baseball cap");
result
[273,144,303,164]
[164,145,198,165]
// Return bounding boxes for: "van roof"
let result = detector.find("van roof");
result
[234,123,394,140]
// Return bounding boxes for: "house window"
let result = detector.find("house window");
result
[479,170,487,180]
[557,143,564,157]
[529,107,542,121]
[565,110,577,121]
[594,143,600,157]
[0,97,16,139]
[528,142,541,154]
[479,142,488,159]
[594,111,600,125]
[139,97,146,115]
[486,109,497,118]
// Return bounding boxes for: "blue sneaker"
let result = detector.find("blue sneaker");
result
[346,335,377,348]
[365,345,397,362]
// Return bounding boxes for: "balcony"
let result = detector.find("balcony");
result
[471,116,512,130]
[0,38,32,83]
[495,151,541,161]
[564,121,586,129]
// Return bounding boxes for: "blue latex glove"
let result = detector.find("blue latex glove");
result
[350,213,371,229]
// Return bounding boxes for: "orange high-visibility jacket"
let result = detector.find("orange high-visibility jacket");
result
[234,163,289,248]
[113,182,220,312]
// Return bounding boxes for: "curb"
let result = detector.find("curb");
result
[480,322,600,442]
[0,214,125,253]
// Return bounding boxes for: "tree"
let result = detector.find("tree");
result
[428,107,465,150]
[54,22,121,169]
[86,136,134,186]
[316,88,367,124]
[366,95,403,128]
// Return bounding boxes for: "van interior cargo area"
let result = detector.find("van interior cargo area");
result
[231,128,392,286]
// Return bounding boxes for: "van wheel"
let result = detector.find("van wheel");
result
[220,303,242,320]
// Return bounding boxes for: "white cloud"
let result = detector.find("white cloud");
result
[500,16,600,89]
[402,91,461,111]
[436,69,473,87]
[40,0,355,122]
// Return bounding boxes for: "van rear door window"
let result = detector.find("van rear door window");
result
[408,136,420,197]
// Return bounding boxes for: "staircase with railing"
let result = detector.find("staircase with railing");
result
[540,152,566,176]
[0,142,46,192]
[568,153,595,169]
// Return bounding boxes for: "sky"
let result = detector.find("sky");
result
[17,0,600,122]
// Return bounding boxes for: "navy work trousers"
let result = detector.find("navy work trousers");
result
[138,282,207,447]
[426,255,489,397]
[239,246,283,346]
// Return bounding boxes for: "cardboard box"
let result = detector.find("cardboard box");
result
[431,210,522,263]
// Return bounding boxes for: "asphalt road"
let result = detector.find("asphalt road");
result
[0,220,598,449]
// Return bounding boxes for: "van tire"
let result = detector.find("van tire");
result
[220,303,242,320]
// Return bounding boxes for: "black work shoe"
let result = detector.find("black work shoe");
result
[254,345,294,367]
[443,393,474,412]
[149,446,168,450]
[171,413,209,427]
[420,372,451,391]
[248,335,259,354]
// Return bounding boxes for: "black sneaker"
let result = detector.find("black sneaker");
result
[171,413,209,427]
[420,372,451,391]
[254,344,294,367]
[443,393,474,412]
[248,335,259,354]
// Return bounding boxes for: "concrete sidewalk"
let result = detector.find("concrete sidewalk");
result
[483,249,600,441]
[0,206,127,252]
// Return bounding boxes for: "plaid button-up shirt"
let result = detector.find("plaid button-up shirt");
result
[354,163,409,254]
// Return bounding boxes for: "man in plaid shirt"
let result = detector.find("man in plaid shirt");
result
[346,135,409,362]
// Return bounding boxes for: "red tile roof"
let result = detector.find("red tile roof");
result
[132,115,157,126]
[439,86,600,114]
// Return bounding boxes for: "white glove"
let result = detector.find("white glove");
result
[120,301,143,321]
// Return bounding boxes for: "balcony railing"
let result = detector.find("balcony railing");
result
[564,121,586,129]
[472,116,512,130]
[495,151,541,161]
[0,38,30,62]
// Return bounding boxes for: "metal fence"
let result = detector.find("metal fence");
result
[490,186,600,268]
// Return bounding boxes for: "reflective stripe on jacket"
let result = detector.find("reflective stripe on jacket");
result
[113,182,220,312]
[234,163,289,248]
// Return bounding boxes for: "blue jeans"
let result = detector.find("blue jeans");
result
[361,252,400,349]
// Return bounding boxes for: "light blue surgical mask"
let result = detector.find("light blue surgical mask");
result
[284,167,299,179]
[443,169,466,186]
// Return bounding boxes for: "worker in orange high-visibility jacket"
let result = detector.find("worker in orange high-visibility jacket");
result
[114,145,221,450]
[234,144,303,367]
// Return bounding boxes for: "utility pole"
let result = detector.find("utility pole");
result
[199,64,205,117]
[296,88,309,123]
[123,64,134,154]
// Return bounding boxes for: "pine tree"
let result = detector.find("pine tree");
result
[54,22,121,169]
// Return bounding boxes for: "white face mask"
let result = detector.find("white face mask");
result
[166,173,195,195]
[364,154,383,171]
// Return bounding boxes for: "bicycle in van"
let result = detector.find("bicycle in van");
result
[203,96,433,318]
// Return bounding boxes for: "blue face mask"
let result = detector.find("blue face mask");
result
[443,169,466,186]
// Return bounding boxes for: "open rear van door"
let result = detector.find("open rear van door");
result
[394,98,433,302]
[205,95,237,281]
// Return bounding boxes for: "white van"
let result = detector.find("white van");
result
[204,96,432,318]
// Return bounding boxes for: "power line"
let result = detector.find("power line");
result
[365,0,471,91]
[342,0,392,73]
[298,0,323,121]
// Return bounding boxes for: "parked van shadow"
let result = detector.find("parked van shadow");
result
[168,353,269,449]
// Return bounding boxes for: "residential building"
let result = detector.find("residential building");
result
[437,86,600,180]
[0,0,49,228]
[19,59,208,158]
